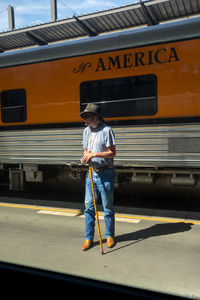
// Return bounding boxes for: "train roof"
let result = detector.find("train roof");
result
[1,0,200,53]
[0,16,200,69]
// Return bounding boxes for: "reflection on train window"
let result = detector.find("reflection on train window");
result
[1,89,27,123]
[80,75,157,118]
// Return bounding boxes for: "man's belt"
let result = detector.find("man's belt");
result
[92,165,113,173]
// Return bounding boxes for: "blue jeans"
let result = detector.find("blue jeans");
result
[84,168,115,240]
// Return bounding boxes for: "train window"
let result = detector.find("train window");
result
[80,75,157,118]
[1,89,27,123]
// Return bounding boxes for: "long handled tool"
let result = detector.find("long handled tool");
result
[88,165,104,255]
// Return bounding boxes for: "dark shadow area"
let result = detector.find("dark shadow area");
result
[0,261,187,300]
[116,222,193,242]
[1,170,200,213]
[102,222,193,254]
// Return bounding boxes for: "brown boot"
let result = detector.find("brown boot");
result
[107,237,115,248]
[82,240,93,251]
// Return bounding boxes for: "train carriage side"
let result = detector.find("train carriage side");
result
[0,17,200,189]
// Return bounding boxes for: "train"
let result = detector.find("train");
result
[0,16,200,191]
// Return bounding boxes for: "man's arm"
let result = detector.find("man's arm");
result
[81,145,116,164]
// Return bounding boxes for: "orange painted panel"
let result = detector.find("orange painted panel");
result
[0,38,199,125]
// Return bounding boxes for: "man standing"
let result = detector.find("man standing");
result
[80,103,116,251]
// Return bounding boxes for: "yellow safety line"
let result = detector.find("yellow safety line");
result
[0,201,200,225]
[0,202,79,214]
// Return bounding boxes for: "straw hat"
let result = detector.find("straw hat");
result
[79,103,102,119]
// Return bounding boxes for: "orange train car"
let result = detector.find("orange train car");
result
[0,17,200,189]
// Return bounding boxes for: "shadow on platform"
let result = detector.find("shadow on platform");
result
[102,222,193,254]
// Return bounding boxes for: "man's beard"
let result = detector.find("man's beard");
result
[90,117,101,129]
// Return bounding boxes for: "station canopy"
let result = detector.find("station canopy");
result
[0,0,200,52]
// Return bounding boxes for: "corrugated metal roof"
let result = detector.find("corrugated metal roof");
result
[0,0,200,52]
[1,17,199,69]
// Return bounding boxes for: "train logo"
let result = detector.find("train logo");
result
[73,47,180,74]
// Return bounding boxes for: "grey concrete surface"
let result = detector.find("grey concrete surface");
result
[0,202,199,299]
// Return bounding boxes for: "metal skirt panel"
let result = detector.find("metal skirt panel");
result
[0,123,200,168]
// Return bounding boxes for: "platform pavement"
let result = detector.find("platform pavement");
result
[0,197,200,299]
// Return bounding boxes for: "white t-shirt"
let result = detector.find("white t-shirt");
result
[82,123,115,168]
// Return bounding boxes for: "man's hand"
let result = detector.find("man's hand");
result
[81,151,95,164]
[80,146,116,165]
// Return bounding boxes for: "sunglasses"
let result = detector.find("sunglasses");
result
[83,113,94,119]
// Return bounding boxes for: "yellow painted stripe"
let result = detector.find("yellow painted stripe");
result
[0,202,81,214]
[114,213,200,225]
[0,201,200,225]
